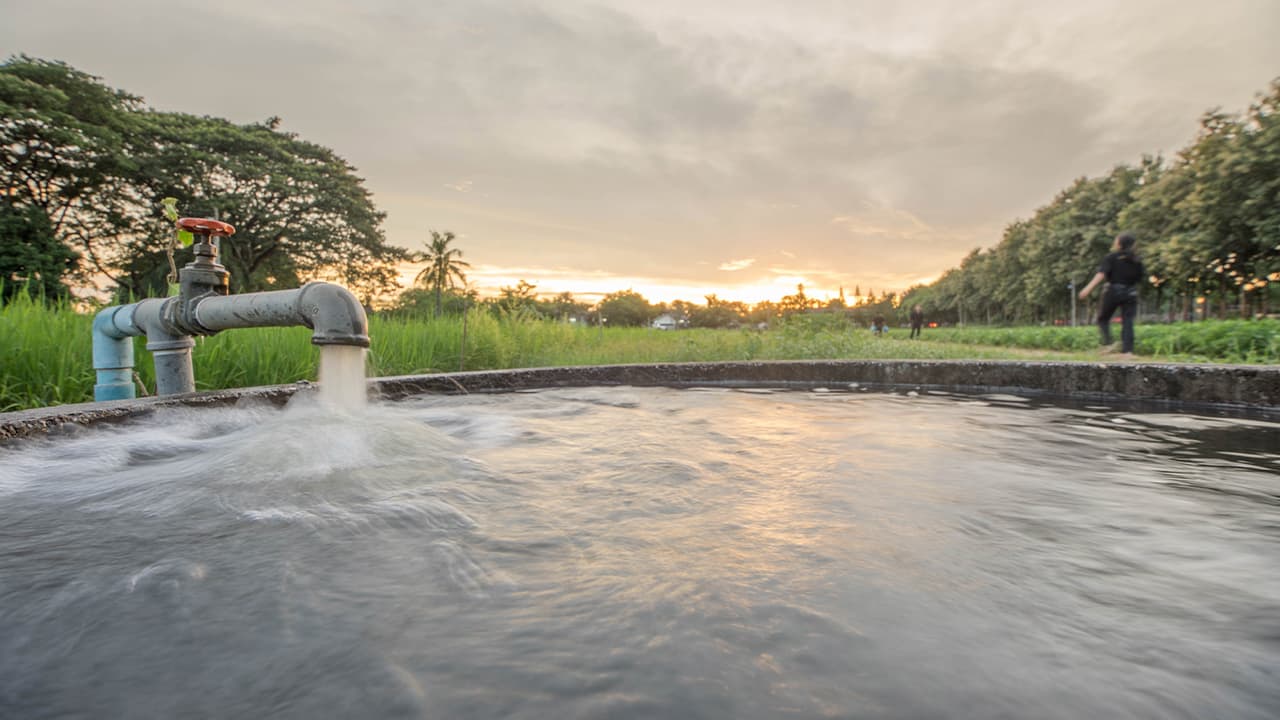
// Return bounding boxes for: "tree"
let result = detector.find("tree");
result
[989,220,1032,323]
[0,199,78,300]
[493,279,539,317]
[1238,79,1280,315]
[1181,91,1280,317]
[1122,157,1197,319]
[747,300,780,325]
[390,286,477,318]
[690,294,747,328]
[778,284,813,315]
[413,230,470,317]
[667,299,700,327]
[126,112,405,303]
[541,291,588,321]
[0,56,138,288]
[596,289,653,326]
[2,56,408,304]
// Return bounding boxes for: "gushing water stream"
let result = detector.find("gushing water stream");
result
[318,345,368,412]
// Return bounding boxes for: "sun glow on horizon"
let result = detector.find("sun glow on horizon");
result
[397,262,918,306]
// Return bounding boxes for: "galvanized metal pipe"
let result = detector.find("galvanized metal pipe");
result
[191,282,370,347]
[132,299,197,396]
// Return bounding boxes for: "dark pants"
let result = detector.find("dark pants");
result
[910,324,922,339]
[1097,285,1137,352]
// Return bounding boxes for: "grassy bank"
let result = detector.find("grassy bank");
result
[2,295,1275,411]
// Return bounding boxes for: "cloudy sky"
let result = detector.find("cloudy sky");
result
[4,0,1278,303]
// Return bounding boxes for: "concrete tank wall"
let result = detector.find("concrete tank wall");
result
[2,360,1278,442]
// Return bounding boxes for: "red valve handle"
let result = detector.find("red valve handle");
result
[177,217,236,237]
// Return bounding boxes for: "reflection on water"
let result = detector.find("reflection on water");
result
[1,388,1277,719]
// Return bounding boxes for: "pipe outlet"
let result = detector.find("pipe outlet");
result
[297,282,371,347]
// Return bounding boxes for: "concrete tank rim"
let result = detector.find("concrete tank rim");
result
[2,359,1278,442]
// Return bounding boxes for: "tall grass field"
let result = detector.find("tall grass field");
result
[2,293,1277,412]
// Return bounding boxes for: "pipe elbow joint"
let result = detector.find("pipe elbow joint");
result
[297,281,370,348]
[92,304,135,343]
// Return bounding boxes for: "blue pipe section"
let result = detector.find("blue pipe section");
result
[92,304,140,401]
[92,298,197,400]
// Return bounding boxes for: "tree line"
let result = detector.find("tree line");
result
[397,253,903,328]
[899,79,1280,326]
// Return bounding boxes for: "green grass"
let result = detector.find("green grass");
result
[920,319,1280,363]
[0,293,97,411]
[2,295,1276,412]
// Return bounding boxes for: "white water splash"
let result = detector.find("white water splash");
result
[318,345,368,412]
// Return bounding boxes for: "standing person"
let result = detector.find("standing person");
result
[1078,232,1145,354]
[871,315,886,336]
[909,305,924,339]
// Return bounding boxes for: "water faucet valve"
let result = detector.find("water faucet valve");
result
[178,217,235,269]
[174,217,237,333]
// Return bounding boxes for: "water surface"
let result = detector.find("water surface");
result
[1,388,1277,719]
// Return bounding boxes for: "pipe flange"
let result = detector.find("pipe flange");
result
[146,337,196,352]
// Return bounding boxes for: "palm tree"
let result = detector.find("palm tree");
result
[413,231,471,317]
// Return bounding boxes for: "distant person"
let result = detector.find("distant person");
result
[871,315,886,336]
[1078,232,1145,355]
[909,305,924,339]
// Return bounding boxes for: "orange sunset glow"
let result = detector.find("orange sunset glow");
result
[397,261,941,306]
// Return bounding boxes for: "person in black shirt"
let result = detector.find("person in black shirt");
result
[1078,232,1145,354]
[909,305,924,339]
